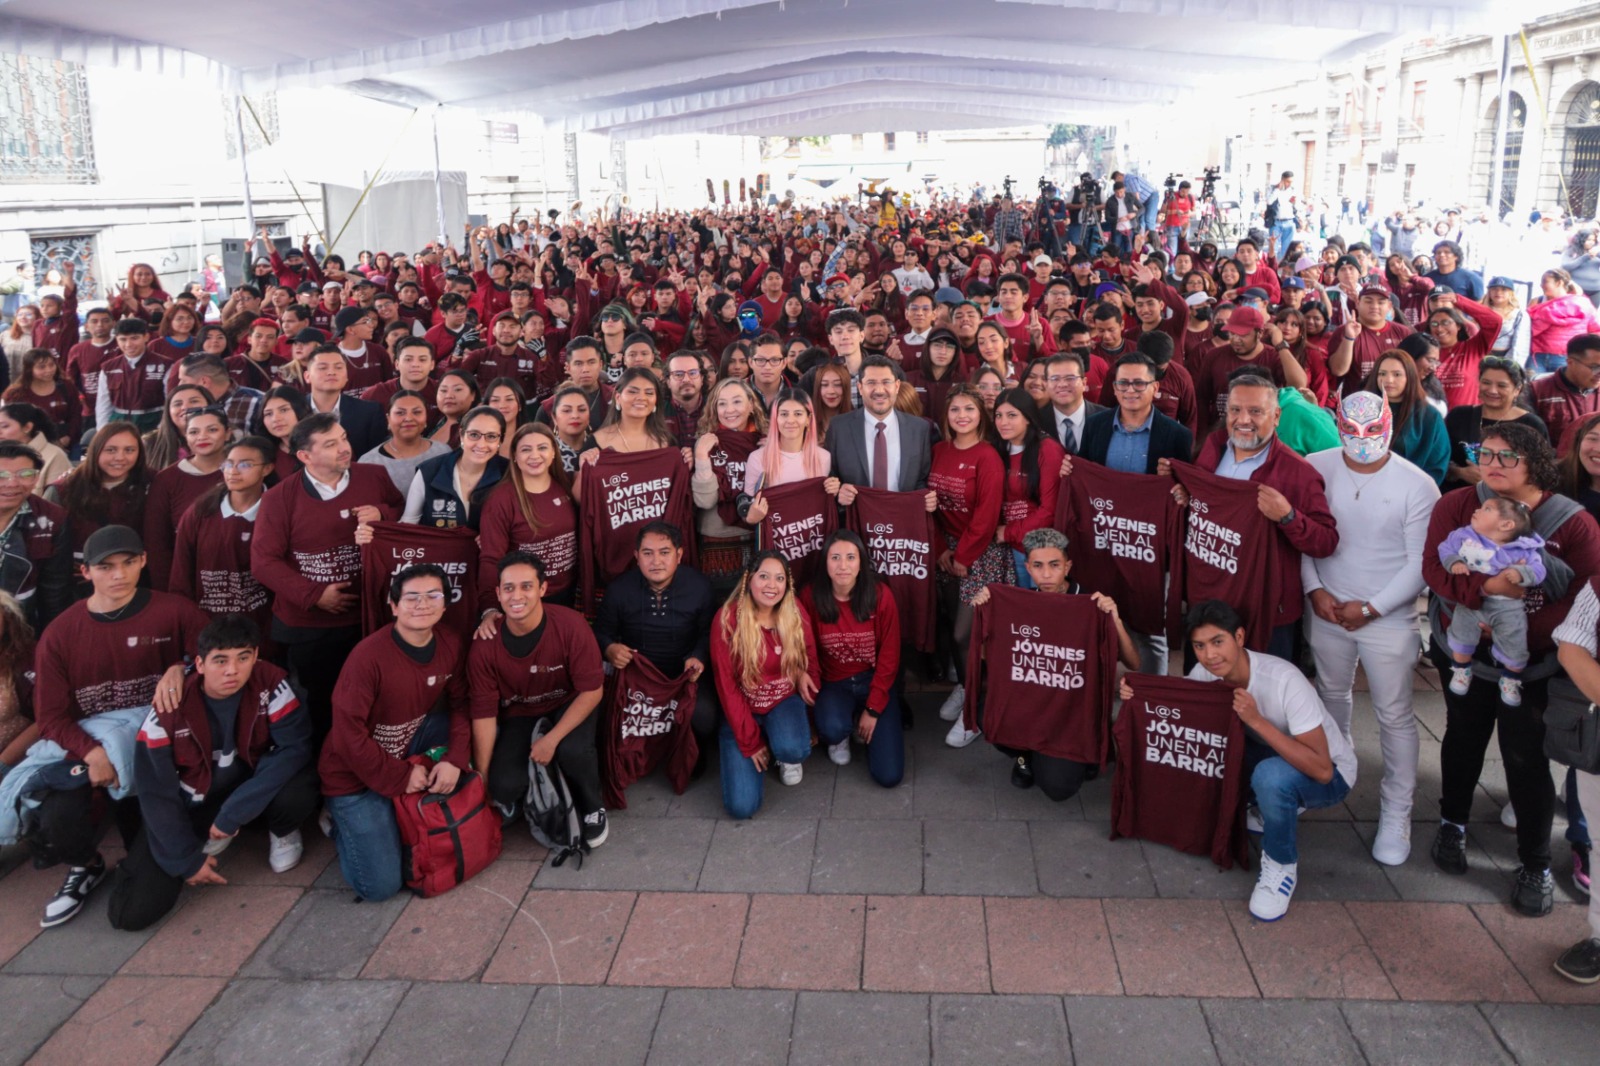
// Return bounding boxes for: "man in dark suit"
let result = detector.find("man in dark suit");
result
[824,356,938,505]
[1043,350,1105,455]
[1065,350,1193,676]
[302,346,387,457]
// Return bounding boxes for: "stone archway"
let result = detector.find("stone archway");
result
[1563,80,1600,219]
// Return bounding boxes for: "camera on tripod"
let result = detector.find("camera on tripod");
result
[1201,166,1221,201]
[1076,173,1101,208]
[1002,175,1015,199]
[1163,174,1178,192]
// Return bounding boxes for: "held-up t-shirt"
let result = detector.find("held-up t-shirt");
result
[1170,461,1282,651]
[1054,458,1182,637]
[845,487,938,652]
[600,654,699,810]
[757,476,837,587]
[579,447,695,611]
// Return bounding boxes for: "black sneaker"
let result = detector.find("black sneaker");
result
[40,855,106,929]
[1510,865,1554,917]
[1553,937,1600,985]
[1010,756,1034,790]
[581,809,609,848]
[1430,822,1468,875]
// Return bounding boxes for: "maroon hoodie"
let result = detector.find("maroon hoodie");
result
[600,655,700,809]
[1112,673,1249,870]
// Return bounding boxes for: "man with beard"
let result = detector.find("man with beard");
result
[663,350,708,446]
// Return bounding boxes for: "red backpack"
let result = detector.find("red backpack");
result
[392,769,503,898]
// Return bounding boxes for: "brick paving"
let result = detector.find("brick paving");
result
[1,672,1597,1064]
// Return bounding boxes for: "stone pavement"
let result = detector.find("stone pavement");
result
[1,669,1597,1065]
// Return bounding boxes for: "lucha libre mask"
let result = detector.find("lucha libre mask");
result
[1336,391,1392,464]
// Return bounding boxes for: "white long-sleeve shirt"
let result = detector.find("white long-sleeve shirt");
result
[1301,448,1440,620]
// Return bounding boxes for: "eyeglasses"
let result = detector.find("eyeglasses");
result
[1569,359,1600,376]
[399,590,447,606]
[220,460,260,472]
[1463,444,1521,468]
[463,430,503,443]
[0,468,40,483]
[1113,379,1154,392]
[1046,374,1082,385]
[750,357,784,367]
[667,369,702,379]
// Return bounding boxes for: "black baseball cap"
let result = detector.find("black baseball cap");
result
[83,525,144,566]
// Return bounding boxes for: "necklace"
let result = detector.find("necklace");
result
[1343,463,1382,500]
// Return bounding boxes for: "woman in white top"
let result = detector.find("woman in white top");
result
[742,388,833,526]
[1302,391,1439,868]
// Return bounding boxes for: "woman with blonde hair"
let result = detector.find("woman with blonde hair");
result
[711,550,820,818]
[691,376,767,597]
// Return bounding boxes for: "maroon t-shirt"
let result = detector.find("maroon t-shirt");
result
[1111,673,1248,870]
[600,654,699,810]
[578,447,695,612]
[846,487,938,652]
[465,604,605,721]
[962,585,1119,766]
[1055,459,1182,638]
[707,429,760,528]
[757,476,837,587]
[360,522,480,637]
[1169,461,1282,651]
[475,481,578,609]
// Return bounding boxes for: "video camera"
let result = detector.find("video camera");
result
[1076,173,1101,208]
[1201,166,1221,201]
[1163,174,1178,192]
[1002,175,1015,199]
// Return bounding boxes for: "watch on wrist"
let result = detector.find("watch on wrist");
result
[1360,603,1375,620]
[1276,506,1295,526]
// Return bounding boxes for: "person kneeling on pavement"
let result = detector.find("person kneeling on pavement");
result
[469,551,609,848]
[108,614,317,930]
[1174,600,1358,922]
[318,563,471,902]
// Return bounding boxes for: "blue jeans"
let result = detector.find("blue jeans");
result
[1248,743,1352,865]
[325,710,452,901]
[1532,352,1568,374]
[1271,221,1297,260]
[1011,549,1036,590]
[1567,766,1592,850]
[813,671,904,788]
[719,695,812,819]
[1162,226,1184,258]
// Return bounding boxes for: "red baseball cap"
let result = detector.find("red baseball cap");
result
[1223,306,1267,335]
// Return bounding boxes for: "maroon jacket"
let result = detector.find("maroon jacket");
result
[32,289,79,357]
[1191,434,1339,627]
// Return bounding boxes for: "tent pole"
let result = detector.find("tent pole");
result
[432,106,448,245]
[1487,34,1512,220]
[233,94,256,236]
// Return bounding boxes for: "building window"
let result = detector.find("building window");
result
[1,55,96,184]
[884,133,896,152]
[1402,163,1416,202]
[1337,163,1347,196]
[224,92,279,159]
[1564,81,1600,220]
[851,133,864,149]
[30,233,101,298]
[1341,92,1355,128]
[916,131,928,145]
[1365,163,1379,206]
[1410,81,1427,129]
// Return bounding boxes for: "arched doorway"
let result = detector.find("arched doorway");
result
[1492,92,1527,217]
[1566,81,1600,220]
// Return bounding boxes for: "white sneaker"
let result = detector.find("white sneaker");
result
[1371,811,1411,866]
[778,762,803,786]
[1448,665,1472,696]
[317,808,334,838]
[1245,804,1263,835]
[1249,856,1298,922]
[938,684,966,722]
[944,718,982,748]
[1501,802,1518,830]
[1498,674,1522,707]
[828,738,851,766]
[268,829,304,874]
[202,834,235,857]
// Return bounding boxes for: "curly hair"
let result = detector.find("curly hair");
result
[1480,420,1561,493]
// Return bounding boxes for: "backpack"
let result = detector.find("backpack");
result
[393,767,503,898]
[523,717,589,868]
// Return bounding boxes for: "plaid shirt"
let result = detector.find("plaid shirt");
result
[665,397,705,447]
[220,386,264,437]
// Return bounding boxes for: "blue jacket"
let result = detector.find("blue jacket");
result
[1392,402,1450,486]
[408,451,508,531]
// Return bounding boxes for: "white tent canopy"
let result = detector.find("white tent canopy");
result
[0,0,1536,135]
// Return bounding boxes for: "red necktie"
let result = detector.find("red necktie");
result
[872,420,889,490]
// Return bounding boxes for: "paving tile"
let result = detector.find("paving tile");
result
[364,982,535,1066]
[647,987,795,1066]
[863,895,990,993]
[610,891,748,987]
[1075,772,1114,824]
[791,991,929,1066]
[697,818,817,893]
[0,861,58,966]
[1223,900,1395,1000]
[1030,820,1157,898]
[482,888,635,985]
[214,827,335,887]
[238,888,406,980]
[1271,822,1401,902]
[1065,995,1218,1066]
[29,975,226,1066]
[663,773,729,818]
[810,818,923,894]
[1102,899,1258,998]
[1139,839,1259,900]
[1339,1001,1512,1065]
[2,879,164,976]
[830,747,916,818]
[931,993,1069,1066]
[1365,821,1527,903]
[757,761,838,819]
[1200,999,1364,1066]
[360,860,537,981]
[1345,901,1537,1002]
[735,892,865,991]
[1472,902,1600,1005]
[532,816,713,891]
[909,743,998,819]
[611,771,681,817]
[495,822,552,864]
[1479,1002,1600,1061]
[991,768,1085,820]
[922,820,1038,896]
[120,885,302,977]
[167,977,408,1064]
[0,974,105,1066]
[984,897,1121,996]
[512,985,663,1066]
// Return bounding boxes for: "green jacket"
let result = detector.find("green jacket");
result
[1275,387,1340,456]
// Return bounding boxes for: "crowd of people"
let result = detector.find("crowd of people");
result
[0,178,1598,988]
